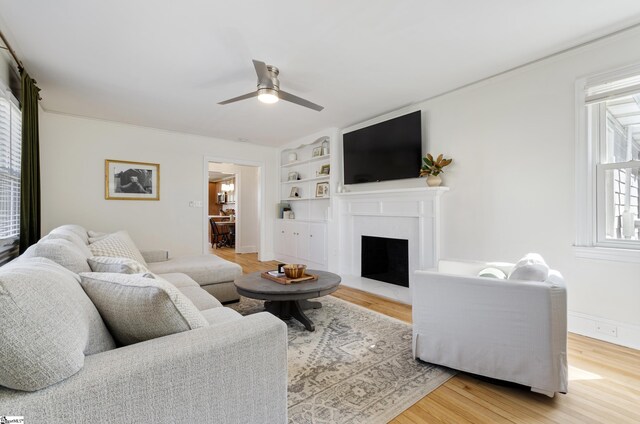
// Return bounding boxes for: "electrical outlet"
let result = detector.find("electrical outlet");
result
[188,201,195,207]
[195,200,203,208]
[595,322,618,337]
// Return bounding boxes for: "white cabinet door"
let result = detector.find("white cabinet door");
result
[274,220,286,255]
[308,223,327,264]
[294,222,310,261]
[275,220,297,257]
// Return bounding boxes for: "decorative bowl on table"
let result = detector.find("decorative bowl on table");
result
[283,264,307,279]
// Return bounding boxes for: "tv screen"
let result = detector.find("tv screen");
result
[343,111,422,185]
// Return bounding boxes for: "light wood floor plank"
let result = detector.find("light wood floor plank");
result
[212,249,640,423]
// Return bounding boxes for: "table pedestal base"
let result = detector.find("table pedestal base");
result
[264,299,322,331]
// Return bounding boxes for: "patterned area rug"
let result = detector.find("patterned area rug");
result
[229,296,454,424]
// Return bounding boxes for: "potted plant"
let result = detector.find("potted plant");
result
[419,153,452,187]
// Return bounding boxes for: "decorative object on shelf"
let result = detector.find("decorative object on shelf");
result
[288,152,297,163]
[278,203,291,219]
[312,146,323,157]
[321,139,330,156]
[318,164,330,176]
[337,182,344,193]
[287,171,299,181]
[315,182,329,198]
[283,210,295,219]
[419,153,452,187]
[105,159,160,201]
[290,187,300,198]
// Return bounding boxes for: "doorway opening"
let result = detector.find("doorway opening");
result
[207,161,261,260]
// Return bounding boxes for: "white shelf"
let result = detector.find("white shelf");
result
[282,197,330,201]
[276,218,327,223]
[281,154,331,168]
[281,175,330,184]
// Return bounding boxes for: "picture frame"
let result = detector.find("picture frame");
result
[312,146,323,157]
[287,171,299,181]
[319,164,330,175]
[290,187,300,198]
[105,159,160,200]
[315,182,329,198]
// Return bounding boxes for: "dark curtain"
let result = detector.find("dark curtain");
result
[19,69,41,253]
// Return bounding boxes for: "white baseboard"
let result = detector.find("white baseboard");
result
[235,245,257,254]
[568,311,640,350]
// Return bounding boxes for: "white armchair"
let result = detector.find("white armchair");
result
[412,258,568,397]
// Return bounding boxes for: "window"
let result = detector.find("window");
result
[0,88,21,263]
[577,65,640,259]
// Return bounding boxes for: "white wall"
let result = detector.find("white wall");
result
[208,162,259,253]
[331,27,640,348]
[40,112,278,259]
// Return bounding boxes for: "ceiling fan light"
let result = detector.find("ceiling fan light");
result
[258,88,279,104]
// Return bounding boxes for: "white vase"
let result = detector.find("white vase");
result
[426,175,442,187]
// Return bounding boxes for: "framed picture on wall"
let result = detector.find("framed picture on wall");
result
[105,159,160,200]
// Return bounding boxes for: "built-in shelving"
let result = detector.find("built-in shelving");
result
[275,134,334,270]
[279,136,332,222]
[281,154,331,168]
[281,175,330,184]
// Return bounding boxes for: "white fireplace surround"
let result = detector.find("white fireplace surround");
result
[335,187,448,304]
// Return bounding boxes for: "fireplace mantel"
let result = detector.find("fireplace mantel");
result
[334,186,448,304]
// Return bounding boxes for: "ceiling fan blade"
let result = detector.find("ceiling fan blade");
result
[218,91,258,105]
[252,59,273,88]
[279,90,324,111]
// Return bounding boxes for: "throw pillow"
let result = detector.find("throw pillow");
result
[88,256,150,274]
[88,230,109,243]
[0,257,115,391]
[79,272,208,346]
[88,230,147,266]
[21,238,91,273]
[477,267,507,279]
[508,253,550,282]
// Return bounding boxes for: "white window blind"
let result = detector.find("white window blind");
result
[0,94,21,261]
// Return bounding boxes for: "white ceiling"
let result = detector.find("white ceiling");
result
[2,1,640,147]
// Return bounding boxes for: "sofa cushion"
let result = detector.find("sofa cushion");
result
[21,238,91,273]
[88,230,147,266]
[88,256,150,274]
[147,255,242,286]
[158,272,200,288]
[0,258,115,391]
[508,253,549,282]
[177,285,223,310]
[46,229,91,252]
[200,307,243,326]
[51,224,89,245]
[79,272,208,346]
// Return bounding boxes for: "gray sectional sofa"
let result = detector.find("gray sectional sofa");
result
[0,224,288,423]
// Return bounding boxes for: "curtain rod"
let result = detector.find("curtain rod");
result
[0,30,23,70]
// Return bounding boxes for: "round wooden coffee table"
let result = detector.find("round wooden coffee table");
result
[234,270,341,331]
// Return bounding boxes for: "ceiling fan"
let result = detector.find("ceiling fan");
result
[218,60,324,112]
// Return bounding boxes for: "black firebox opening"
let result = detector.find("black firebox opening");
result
[361,235,409,287]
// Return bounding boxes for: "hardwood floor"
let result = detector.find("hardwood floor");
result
[211,247,640,423]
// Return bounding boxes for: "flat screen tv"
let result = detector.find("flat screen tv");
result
[343,111,422,185]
